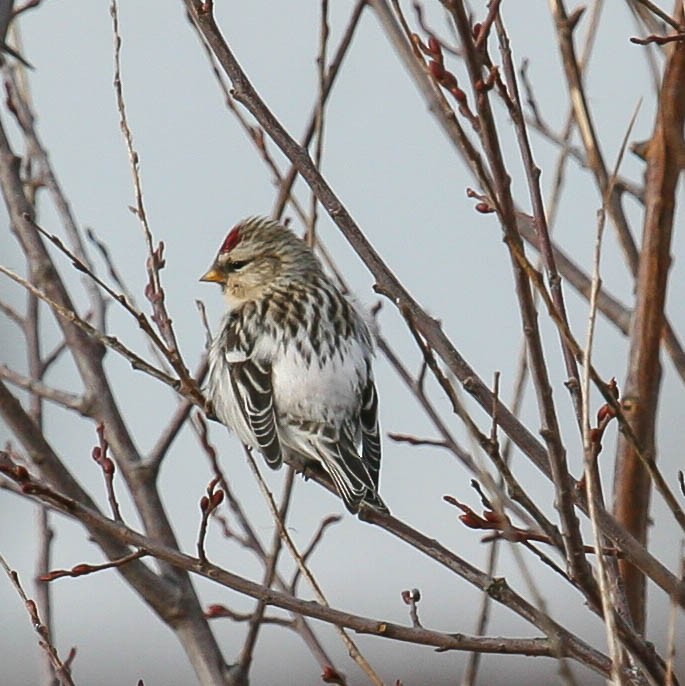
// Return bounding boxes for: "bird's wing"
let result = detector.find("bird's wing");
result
[219,313,282,468]
[228,358,282,468]
[359,371,382,490]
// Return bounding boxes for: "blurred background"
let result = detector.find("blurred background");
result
[1,2,683,684]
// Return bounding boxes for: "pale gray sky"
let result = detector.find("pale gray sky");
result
[1,2,683,685]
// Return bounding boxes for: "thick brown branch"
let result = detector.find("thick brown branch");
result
[613,16,685,630]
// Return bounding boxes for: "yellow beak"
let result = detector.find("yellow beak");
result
[199,266,224,284]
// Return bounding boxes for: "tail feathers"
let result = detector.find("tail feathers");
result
[283,418,388,515]
[361,488,389,514]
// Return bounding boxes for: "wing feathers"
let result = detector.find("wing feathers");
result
[360,373,382,489]
[230,359,282,468]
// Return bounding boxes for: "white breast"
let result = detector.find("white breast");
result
[267,336,369,425]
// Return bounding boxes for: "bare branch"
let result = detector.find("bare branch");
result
[39,549,147,582]
[0,363,88,414]
[0,555,77,686]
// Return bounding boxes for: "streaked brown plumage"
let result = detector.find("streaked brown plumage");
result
[201,217,387,514]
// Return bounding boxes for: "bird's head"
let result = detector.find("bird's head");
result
[200,217,319,307]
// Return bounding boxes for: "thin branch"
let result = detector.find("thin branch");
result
[92,423,123,522]
[401,588,422,628]
[197,477,224,563]
[495,13,583,426]
[0,297,24,327]
[632,0,682,30]
[665,543,684,686]
[387,433,448,449]
[237,468,295,681]
[206,604,294,628]
[4,63,107,331]
[39,549,147,582]
[306,0,330,248]
[40,340,69,375]
[0,363,88,414]
[581,171,624,686]
[0,263,181,391]
[146,357,209,472]
[0,555,77,686]
[273,0,367,219]
[291,514,342,593]
[34,505,56,686]
[110,1,187,366]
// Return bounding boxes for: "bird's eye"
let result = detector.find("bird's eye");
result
[229,260,250,271]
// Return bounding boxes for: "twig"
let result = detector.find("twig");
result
[273,0,367,219]
[146,357,209,472]
[0,263,181,390]
[197,476,224,563]
[34,505,55,686]
[85,226,132,296]
[0,555,77,686]
[632,0,682,30]
[206,603,293,628]
[39,549,147,582]
[581,206,624,682]
[387,433,447,449]
[238,468,295,680]
[665,543,684,686]
[631,32,685,45]
[13,0,44,18]
[92,423,123,522]
[0,297,23,326]
[40,340,69,374]
[291,514,342,592]
[110,1,186,365]
[581,100,643,683]
[400,588,422,628]
[0,364,87,414]
[307,0,330,248]
[495,14,583,426]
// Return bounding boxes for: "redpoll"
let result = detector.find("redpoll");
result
[200,217,387,514]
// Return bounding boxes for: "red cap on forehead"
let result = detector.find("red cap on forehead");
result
[220,226,241,253]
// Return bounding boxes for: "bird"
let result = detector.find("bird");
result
[200,216,387,515]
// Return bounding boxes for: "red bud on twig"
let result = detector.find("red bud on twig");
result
[475,202,495,214]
